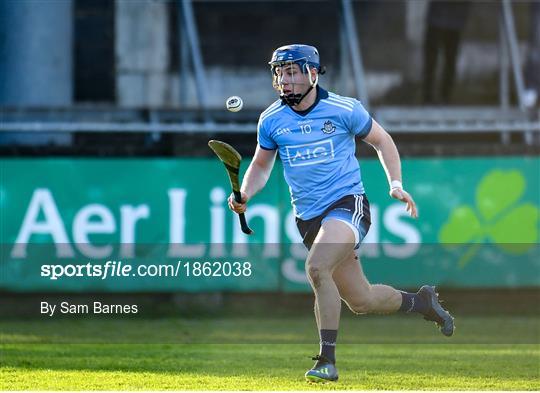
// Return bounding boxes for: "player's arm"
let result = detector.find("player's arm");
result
[228,145,277,214]
[362,120,418,218]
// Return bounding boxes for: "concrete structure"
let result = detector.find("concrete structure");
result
[115,0,170,107]
[0,0,73,107]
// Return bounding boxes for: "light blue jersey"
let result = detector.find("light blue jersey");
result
[257,87,372,220]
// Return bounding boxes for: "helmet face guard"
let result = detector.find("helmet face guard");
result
[271,60,318,106]
[268,44,323,106]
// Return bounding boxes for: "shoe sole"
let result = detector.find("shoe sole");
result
[424,286,455,337]
[305,374,338,383]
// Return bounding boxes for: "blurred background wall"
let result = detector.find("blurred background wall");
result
[1,0,537,108]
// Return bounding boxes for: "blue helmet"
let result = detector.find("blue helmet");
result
[269,44,322,74]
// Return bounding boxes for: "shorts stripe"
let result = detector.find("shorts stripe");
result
[352,195,357,226]
[352,194,360,226]
[357,194,364,226]
[353,194,364,226]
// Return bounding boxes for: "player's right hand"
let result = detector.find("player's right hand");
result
[228,192,248,214]
[390,187,418,218]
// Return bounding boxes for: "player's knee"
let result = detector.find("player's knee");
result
[306,262,331,289]
[306,265,321,288]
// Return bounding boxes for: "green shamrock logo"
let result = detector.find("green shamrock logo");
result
[439,170,539,267]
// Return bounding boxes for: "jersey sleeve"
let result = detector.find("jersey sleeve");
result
[257,117,277,150]
[349,100,373,138]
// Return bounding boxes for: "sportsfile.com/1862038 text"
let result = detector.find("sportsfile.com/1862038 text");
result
[40,260,253,280]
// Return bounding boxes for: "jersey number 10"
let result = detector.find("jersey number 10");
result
[300,124,312,134]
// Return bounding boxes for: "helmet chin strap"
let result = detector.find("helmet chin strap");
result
[280,64,318,107]
[280,85,313,106]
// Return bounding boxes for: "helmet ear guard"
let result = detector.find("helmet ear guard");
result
[305,65,318,87]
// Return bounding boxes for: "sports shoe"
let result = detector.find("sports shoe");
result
[418,285,455,337]
[305,355,338,383]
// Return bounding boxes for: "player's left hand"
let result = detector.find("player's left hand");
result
[390,188,418,218]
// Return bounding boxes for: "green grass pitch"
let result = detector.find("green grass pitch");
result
[1,314,539,390]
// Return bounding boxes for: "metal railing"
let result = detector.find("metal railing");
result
[1,107,538,137]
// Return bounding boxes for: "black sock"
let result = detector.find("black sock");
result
[319,329,337,364]
[399,291,429,314]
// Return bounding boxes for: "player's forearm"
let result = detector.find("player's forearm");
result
[373,132,402,187]
[240,160,273,200]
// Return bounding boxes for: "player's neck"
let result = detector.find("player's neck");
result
[292,86,318,112]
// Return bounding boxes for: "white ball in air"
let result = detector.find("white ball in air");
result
[226,96,243,112]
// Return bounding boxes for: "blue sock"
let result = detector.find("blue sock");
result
[399,291,429,314]
[319,329,337,364]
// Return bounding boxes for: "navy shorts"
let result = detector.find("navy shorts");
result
[295,194,371,250]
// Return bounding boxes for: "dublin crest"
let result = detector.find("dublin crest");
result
[321,120,336,134]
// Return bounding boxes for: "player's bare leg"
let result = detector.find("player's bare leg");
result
[304,219,355,382]
[314,301,320,330]
[333,251,401,314]
[333,251,455,335]
[306,219,355,328]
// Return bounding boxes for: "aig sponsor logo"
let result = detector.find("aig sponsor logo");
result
[285,139,335,167]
